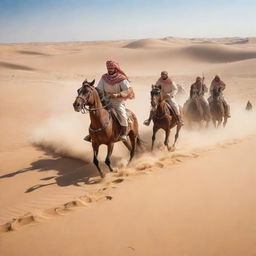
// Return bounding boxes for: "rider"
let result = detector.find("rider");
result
[84,60,134,142]
[189,76,211,118]
[143,71,183,126]
[208,75,231,117]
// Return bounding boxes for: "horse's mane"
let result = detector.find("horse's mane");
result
[80,79,111,110]
[212,87,221,99]
[87,85,103,108]
[95,87,109,107]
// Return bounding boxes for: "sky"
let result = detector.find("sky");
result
[0,0,255,43]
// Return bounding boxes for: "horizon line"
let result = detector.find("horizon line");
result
[0,35,255,46]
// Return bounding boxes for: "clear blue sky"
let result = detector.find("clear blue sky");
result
[0,0,255,43]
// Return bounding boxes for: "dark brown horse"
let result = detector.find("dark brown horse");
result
[209,87,227,127]
[150,85,182,151]
[73,79,141,178]
[183,90,210,128]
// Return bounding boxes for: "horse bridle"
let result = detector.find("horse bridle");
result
[76,86,110,114]
[76,84,112,133]
[151,89,169,120]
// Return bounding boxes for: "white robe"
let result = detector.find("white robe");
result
[97,78,130,126]
[156,79,180,115]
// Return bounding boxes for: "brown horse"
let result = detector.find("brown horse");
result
[73,79,141,178]
[209,87,227,127]
[183,90,210,128]
[150,85,182,151]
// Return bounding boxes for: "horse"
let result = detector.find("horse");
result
[245,100,253,111]
[183,89,210,128]
[150,85,182,151]
[209,87,227,127]
[73,79,142,178]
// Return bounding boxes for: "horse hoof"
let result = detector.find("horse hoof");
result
[169,146,175,152]
[112,167,119,173]
[100,172,106,179]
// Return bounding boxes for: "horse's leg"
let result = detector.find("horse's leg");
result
[205,120,209,129]
[105,143,114,172]
[92,143,104,178]
[172,124,181,151]
[223,116,227,127]
[198,121,202,130]
[164,128,171,151]
[151,126,158,151]
[128,134,136,162]
[212,118,216,128]
[217,119,221,128]
[122,140,132,152]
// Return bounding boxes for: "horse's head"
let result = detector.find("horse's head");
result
[73,79,95,112]
[150,84,161,107]
[212,87,222,99]
[190,88,199,100]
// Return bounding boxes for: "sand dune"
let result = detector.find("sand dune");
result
[124,38,175,48]
[179,44,256,62]
[16,50,49,56]
[0,37,256,255]
[0,61,36,71]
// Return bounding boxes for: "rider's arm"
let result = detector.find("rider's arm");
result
[220,82,226,91]
[170,82,178,97]
[109,79,131,98]
[190,85,194,98]
[119,79,131,98]
[210,82,214,95]
[203,84,208,93]
[96,78,104,92]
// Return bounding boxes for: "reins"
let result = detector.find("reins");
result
[89,115,112,133]
[76,95,111,114]
[76,86,112,132]
[154,101,170,120]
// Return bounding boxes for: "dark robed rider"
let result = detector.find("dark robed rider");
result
[208,75,231,118]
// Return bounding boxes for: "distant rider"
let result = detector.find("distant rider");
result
[144,71,183,126]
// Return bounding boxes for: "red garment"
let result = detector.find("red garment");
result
[211,79,226,90]
[102,60,129,85]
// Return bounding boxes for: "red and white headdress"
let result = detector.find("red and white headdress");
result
[102,60,129,85]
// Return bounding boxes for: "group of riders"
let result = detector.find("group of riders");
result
[83,60,231,142]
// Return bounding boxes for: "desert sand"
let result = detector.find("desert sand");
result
[0,37,256,255]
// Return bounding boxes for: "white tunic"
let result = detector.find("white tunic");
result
[97,78,131,126]
[156,79,178,98]
[156,79,180,114]
[97,78,130,102]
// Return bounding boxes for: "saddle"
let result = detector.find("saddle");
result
[165,102,175,117]
[163,101,180,122]
[109,108,132,128]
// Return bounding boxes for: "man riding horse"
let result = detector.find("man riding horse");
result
[189,76,211,119]
[84,60,134,142]
[208,75,231,118]
[143,71,183,126]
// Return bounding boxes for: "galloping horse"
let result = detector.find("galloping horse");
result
[73,79,141,178]
[150,85,182,151]
[183,90,210,128]
[209,87,227,127]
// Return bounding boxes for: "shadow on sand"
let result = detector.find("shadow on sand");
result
[0,148,122,193]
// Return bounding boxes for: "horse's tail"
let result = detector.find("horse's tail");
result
[127,109,146,151]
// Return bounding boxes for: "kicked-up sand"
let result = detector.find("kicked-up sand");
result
[0,37,256,255]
